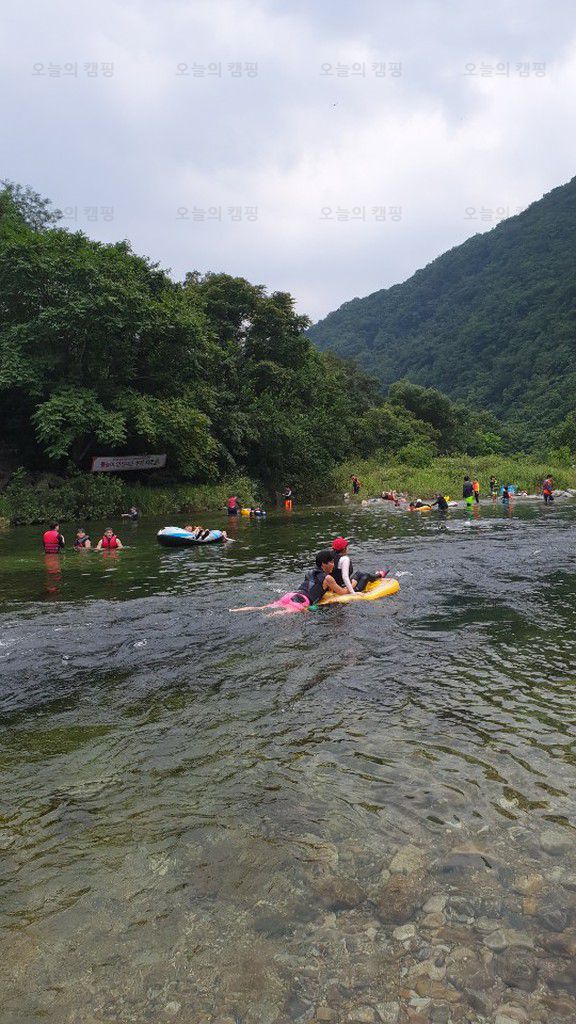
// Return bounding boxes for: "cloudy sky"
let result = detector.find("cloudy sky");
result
[2,0,576,321]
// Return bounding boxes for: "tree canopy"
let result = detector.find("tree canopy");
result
[0,182,521,491]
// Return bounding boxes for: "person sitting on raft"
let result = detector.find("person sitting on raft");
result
[291,550,351,606]
[74,528,91,549]
[96,528,123,550]
[330,537,388,595]
[184,525,229,541]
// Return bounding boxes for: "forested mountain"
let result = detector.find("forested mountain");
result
[309,176,576,442]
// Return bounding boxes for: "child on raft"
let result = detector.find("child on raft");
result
[329,537,387,595]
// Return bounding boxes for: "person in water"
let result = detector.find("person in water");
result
[351,474,361,495]
[430,494,449,511]
[473,478,480,503]
[96,528,123,550]
[43,522,65,554]
[489,475,498,497]
[122,506,139,521]
[227,496,240,516]
[543,475,554,503]
[501,485,511,504]
[330,537,388,594]
[463,475,474,508]
[74,528,91,549]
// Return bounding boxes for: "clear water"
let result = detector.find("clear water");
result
[1,501,575,1023]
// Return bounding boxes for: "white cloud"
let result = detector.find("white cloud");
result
[2,0,576,320]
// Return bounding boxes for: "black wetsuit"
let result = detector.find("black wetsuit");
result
[297,568,327,605]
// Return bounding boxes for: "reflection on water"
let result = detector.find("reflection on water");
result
[1,501,576,1022]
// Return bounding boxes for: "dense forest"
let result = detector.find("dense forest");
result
[0,181,516,508]
[309,176,576,447]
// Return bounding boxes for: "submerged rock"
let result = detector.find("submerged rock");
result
[388,845,425,875]
[374,1003,399,1024]
[311,874,366,912]
[540,829,571,855]
[376,874,421,925]
[495,947,538,991]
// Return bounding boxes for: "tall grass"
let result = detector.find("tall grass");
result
[333,456,576,500]
[123,476,258,517]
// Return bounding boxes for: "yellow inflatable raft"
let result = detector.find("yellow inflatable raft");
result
[319,577,400,605]
[409,505,432,513]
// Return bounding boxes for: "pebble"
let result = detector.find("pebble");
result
[164,1002,181,1015]
[377,875,420,925]
[540,829,571,855]
[421,913,445,929]
[389,845,424,875]
[392,923,416,941]
[375,1002,400,1024]
[484,929,534,951]
[313,874,366,911]
[409,996,431,1009]
[315,1008,334,1022]
[422,895,447,914]
[560,872,576,891]
[494,1004,528,1022]
[348,1007,376,1023]
[475,916,500,933]
[430,1009,451,1024]
[495,947,538,991]
[511,872,544,895]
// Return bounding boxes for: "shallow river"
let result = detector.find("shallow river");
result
[1,500,576,1024]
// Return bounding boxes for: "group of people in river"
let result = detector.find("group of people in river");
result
[43,523,125,553]
[364,473,556,512]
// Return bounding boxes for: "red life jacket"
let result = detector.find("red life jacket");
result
[101,534,118,549]
[43,529,61,554]
[227,497,237,509]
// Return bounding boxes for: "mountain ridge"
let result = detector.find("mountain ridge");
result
[308,176,576,437]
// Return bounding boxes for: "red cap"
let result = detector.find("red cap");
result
[332,536,349,552]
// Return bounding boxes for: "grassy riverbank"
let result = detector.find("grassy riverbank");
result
[0,472,258,525]
[334,456,576,500]
[1,456,574,525]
